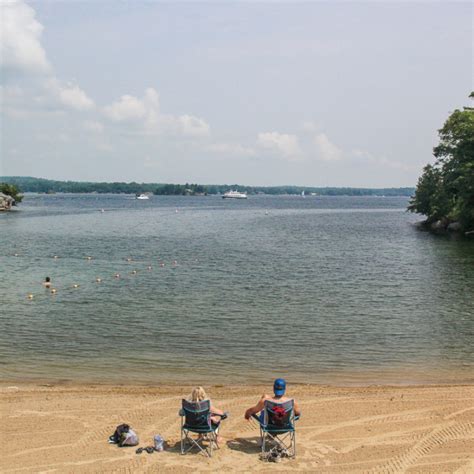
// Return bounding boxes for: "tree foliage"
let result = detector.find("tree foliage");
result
[0,183,23,204]
[0,176,414,197]
[408,93,474,231]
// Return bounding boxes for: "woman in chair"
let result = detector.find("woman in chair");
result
[188,386,227,443]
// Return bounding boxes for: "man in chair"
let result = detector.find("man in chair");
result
[244,378,301,421]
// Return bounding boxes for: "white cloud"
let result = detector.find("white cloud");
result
[103,94,147,121]
[0,0,51,76]
[83,120,104,133]
[257,131,302,158]
[102,87,210,138]
[1,1,95,113]
[314,133,342,161]
[57,83,95,110]
[208,142,256,157]
[179,114,210,137]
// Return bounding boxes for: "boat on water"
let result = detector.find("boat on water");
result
[222,190,247,199]
[136,193,150,200]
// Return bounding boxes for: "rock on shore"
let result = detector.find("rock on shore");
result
[0,192,14,211]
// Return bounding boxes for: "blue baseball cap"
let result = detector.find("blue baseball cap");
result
[273,378,286,396]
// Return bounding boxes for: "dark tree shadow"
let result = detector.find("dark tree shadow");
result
[226,437,261,454]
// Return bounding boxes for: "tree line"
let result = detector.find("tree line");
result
[0,176,414,197]
[408,92,474,232]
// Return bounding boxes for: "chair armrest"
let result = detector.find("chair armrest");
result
[178,409,185,416]
[295,415,300,421]
[251,414,261,423]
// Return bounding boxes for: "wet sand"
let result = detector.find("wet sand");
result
[1,383,473,473]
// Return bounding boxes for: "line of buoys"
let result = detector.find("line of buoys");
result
[24,257,187,301]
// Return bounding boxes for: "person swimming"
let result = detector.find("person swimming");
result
[43,277,51,288]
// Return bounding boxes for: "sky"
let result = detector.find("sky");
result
[0,1,472,187]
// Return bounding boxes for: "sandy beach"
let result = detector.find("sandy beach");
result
[1,383,473,473]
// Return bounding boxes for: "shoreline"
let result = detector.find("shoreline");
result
[2,382,473,472]
[3,366,474,389]
[3,378,474,390]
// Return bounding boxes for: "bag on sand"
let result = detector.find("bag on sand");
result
[109,424,139,447]
[119,428,139,447]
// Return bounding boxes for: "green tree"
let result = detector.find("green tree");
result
[408,165,448,221]
[409,93,474,231]
[0,183,23,204]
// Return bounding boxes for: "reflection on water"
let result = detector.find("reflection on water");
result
[0,194,473,385]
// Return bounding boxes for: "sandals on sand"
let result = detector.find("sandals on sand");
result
[136,446,156,454]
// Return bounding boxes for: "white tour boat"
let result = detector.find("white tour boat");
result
[136,194,150,200]
[222,190,247,199]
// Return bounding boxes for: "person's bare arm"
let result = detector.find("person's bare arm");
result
[244,394,267,420]
[294,400,301,417]
[210,404,224,416]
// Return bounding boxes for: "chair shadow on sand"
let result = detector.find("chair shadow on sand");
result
[226,437,261,454]
[162,441,183,454]
[164,437,262,456]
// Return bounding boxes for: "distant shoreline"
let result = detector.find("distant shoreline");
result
[0,176,415,197]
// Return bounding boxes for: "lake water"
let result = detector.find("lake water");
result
[1,194,473,386]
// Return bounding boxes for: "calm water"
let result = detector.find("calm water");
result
[1,194,473,385]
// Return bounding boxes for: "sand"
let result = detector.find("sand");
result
[1,383,473,473]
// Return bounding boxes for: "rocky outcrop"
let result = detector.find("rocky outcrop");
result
[429,218,451,231]
[419,218,472,235]
[447,221,462,232]
[0,192,14,211]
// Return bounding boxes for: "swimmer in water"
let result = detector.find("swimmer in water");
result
[43,277,51,288]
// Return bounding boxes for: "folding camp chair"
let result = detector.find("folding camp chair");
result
[252,399,299,459]
[180,399,225,457]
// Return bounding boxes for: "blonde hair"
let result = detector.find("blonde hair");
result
[189,386,208,402]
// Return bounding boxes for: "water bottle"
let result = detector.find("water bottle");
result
[154,434,164,452]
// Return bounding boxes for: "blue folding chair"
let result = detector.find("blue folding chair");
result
[180,399,226,457]
[252,399,299,458]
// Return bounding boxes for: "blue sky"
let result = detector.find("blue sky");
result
[1,1,472,186]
